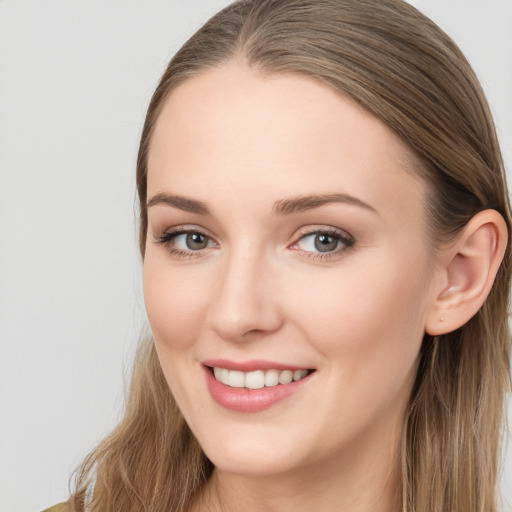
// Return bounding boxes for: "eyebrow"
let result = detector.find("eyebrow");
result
[272,193,377,216]
[146,192,376,216]
[146,193,211,215]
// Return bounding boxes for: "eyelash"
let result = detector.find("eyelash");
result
[153,227,216,259]
[291,227,354,260]
[153,226,355,261]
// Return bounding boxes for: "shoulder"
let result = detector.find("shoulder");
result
[41,503,68,512]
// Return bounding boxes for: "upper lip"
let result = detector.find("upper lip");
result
[202,358,313,372]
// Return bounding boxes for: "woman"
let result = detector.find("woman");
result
[55,0,511,510]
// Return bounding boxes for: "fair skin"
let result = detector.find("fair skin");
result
[142,63,506,512]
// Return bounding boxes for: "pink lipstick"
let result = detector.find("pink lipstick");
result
[202,360,314,412]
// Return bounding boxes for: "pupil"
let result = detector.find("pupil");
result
[314,234,338,252]
[186,233,208,250]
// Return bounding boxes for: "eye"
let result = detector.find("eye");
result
[299,233,340,253]
[173,232,212,251]
[292,228,354,257]
[154,227,217,258]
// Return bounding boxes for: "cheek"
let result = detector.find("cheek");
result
[286,257,430,372]
[284,261,430,434]
[143,257,211,351]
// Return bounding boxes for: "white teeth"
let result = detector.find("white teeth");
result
[278,370,293,385]
[219,367,229,382]
[264,369,279,387]
[228,370,245,388]
[245,370,265,389]
[293,369,308,381]
[213,367,310,389]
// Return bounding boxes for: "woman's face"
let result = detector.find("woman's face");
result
[144,63,440,477]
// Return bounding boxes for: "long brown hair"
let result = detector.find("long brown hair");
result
[71,1,512,510]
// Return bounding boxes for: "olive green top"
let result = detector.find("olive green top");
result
[41,503,67,512]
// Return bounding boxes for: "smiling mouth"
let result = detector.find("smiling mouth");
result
[210,367,314,389]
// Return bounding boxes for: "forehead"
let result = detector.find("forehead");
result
[147,63,427,224]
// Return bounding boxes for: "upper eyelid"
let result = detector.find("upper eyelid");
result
[157,225,214,238]
[295,226,354,241]
[156,224,352,238]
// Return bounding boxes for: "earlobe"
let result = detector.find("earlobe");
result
[425,209,508,336]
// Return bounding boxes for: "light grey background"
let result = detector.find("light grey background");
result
[0,1,510,511]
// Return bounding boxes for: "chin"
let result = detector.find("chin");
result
[206,449,299,477]
[195,425,306,477]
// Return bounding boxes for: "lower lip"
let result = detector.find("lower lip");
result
[204,366,313,412]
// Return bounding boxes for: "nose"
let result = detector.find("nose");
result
[207,248,283,342]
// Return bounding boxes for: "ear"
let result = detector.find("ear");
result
[425,209,508,336]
